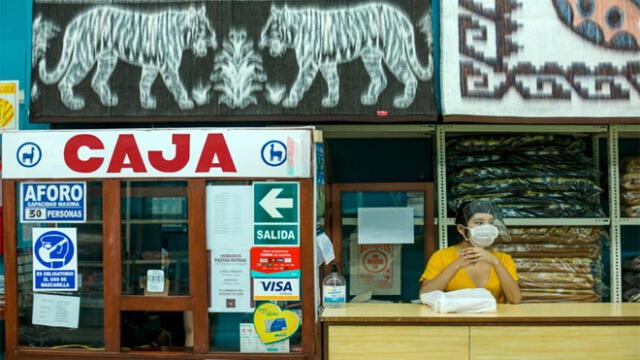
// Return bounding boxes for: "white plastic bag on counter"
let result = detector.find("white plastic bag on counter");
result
[420,288,497,313]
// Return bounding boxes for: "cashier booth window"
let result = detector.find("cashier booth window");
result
[341,192,426,303]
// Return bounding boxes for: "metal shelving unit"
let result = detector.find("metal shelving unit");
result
[439,124,608,134]
[444,218,610,226]
[436,124,608,246]
[610,124,640,302]
[619,218,640,226]
[436,124,620,300]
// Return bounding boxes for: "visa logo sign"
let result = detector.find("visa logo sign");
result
[253,278,300,301]
[260,280,293,292]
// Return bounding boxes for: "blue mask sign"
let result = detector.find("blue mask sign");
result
[32,228,78,291]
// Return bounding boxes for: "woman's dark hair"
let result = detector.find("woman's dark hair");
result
[454,201,472,227]
[455,200,496,242]
[455,200,493,225]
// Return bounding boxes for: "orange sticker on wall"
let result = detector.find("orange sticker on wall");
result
[0,99,15,128]
[0,81,18,130]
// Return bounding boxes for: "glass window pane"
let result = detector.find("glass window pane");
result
[341,191,425,303]
[121,181,189,296]
[209,301,302,353]
[121,311,192,352]
[18,182,104,348]
[205,181,302,353]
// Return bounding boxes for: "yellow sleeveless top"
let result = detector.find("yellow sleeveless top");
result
[419,246,519,303]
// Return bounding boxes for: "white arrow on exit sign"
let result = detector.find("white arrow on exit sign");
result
[259,188,294,218]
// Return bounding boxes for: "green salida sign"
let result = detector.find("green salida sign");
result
[254,182,299,245]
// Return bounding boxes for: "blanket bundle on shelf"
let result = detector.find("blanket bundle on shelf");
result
[622,256,640,302]
[621,157,640,218]
[493,227,605,303]
[447,135,604,218]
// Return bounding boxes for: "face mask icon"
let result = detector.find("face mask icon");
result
[35,232,74,269]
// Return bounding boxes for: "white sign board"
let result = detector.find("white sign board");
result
[206,185,253,250]
[210,249,254,313]
[2,128,312,179]
[33,228,77,291]
[32,293,80,329]
[357,207,414,244]
[206,185,254,313]
[0,81,18,131]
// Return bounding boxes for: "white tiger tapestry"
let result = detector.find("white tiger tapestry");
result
[30,0,436,121]
[441,0,640,121]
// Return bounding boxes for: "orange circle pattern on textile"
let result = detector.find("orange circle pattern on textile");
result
[0,98,15,127]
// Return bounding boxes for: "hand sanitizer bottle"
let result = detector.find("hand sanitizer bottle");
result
[323,264,346,308]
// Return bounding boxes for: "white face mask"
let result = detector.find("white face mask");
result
[464,224,499,248]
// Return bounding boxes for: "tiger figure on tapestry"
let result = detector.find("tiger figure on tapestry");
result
[35,6,217,110]
[259,3,433,109]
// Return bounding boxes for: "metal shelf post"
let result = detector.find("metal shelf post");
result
[436,126,448,250]
[608,124,622,303]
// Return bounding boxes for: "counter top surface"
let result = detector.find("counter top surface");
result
[321,303,640,324]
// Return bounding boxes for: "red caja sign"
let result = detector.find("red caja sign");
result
[2,129,312,179]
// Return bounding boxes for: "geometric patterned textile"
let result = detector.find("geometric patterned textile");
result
[441,0,640,119]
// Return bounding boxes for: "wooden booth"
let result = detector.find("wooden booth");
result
[2,127,320,360]
[321,302,640,360]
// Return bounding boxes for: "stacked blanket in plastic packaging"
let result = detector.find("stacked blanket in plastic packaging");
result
[622,256,640,302]
[621,157,640,218]
[447,135,604,217]
[493,227,605,303]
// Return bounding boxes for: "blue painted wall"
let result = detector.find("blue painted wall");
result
[0,0,48,130]
[1,1,49,357]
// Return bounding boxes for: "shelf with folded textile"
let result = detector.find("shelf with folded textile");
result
[613,125,640,303]
[616,125,640,223]
[436,125,612,303]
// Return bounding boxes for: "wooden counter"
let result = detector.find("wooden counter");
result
[321,303,640,360]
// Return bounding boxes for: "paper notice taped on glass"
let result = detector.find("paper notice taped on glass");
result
[32,293,80,328]
[210,249,254,313]
[349,234,401,296]
[146,269,165,293]
[240,323,289,353]
[206,185,253,250]
[357,207,414,244]
[316,232,335,265]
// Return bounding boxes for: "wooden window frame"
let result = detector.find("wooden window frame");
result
[3,178,316,360]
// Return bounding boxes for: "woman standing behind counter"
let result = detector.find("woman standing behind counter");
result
[419,199,522,304]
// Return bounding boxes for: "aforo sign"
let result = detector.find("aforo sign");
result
[2,128,312,179]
